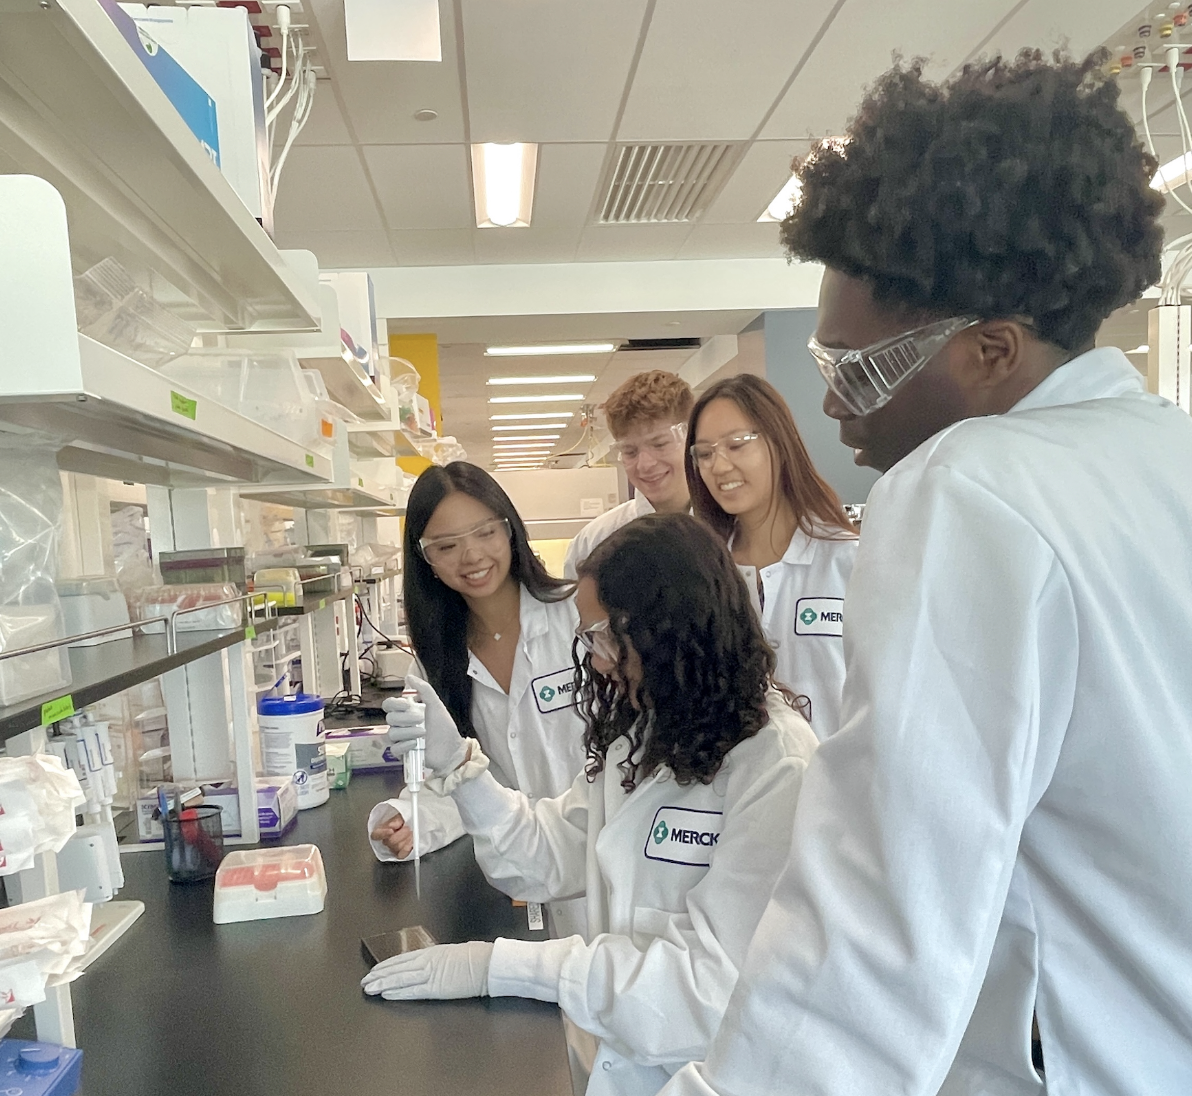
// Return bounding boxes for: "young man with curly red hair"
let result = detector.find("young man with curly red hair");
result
[662,51,1192,1096]
[563,369,694,579]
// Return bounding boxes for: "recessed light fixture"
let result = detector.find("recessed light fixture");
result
[1153,154,1192,192]
[489,434,561,442]
[485,343,616,357]
[490,411,575,421]
[491,422,569,431]
[758,175,802,223]
[487,374,595,386]
[413,108,438,122]
[493,444,555,451]
[471,143,538,228]
[488,394,585,404]
[1126,344,1150,354]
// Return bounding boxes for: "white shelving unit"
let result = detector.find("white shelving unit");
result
[0,0,319,332]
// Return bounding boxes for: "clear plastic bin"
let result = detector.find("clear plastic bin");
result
[0,606,71,707]
[213,844,326,923]
[127,584,242,633]
[159,350,322,446]
[74,258,197,368]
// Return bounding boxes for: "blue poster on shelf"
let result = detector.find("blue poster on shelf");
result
[97,0,220,167]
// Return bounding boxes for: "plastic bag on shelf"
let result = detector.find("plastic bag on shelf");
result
[0,755,87,873]
[0,890,93,997]
[74,257,197,368]
[417,436,467,466]
[110,505,157,597]
[0,436,71,707]
[127,583,242,633]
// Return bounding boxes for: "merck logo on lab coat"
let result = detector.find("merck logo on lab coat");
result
[532,669,577,714]
[539,685,556,702]
[645,806,723,867]
[794,597,845,637]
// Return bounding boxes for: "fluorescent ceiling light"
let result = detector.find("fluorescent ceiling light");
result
[1126,344,1150,354]
[489,394,585,404]
[491,423,568,431]
[471,143,538,228]
[1153,154,1192,192]
[344,0,441,61]
[487,374,595,386]
[494,444,555,452]
[758,175,803,223]
[490,434,561,441]
[491,411,575,421]
[485,343,616,357]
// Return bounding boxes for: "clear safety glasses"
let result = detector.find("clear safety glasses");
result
[574,618,618,662]
[610,422,687,466]
[807,315,980,416]
[689,432,761,467]
[418,517,512,566]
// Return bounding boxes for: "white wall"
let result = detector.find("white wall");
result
[494,466,622,541]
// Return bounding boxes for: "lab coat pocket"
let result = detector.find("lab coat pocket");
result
[630,904,676,950]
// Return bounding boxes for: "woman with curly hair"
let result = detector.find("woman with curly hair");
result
[364,513,817,1096]
[660,51,1192,1096]
[685,373,857,738]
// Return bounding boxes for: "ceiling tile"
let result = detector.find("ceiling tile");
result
[618,0,833,142]
[387,229,477,265]
[271,145,386,233]
[272,230,397,268]
[968,0,1152,69]
[533,144,610,228]
[677,222,787,260]
[473,228,583,265]
[306,0,467,144]
[760,0,1025,140]
[295,83,353,145]
[462,0,650,143]
[701,140,813,224]
[362,144,474,230]
[576,223,693,262]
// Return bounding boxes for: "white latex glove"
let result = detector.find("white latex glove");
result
[361,940,494,1000]
[382,673,468,777]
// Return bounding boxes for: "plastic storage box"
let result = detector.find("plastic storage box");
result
[127,584,242,633]
[0,607,72,707]
[56,577,132,646]
[158,547,247,590]
[213,844,326,924]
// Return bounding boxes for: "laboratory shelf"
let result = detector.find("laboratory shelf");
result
[0,0,318,332]
[273,586,354,617]
[310,355,390,423]
[241,475,396,512]
[347,420,422,458]
[0,335,335,488]
[0,619,280,742]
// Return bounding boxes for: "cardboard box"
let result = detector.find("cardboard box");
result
[325,740,352,789]
[324,726,403,773]
[137,780,297,841]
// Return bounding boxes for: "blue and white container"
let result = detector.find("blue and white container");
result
[257,694,328,810]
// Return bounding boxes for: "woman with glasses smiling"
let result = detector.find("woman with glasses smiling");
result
[364,513,817,1096]
[366,462,589,939]
[686,374,857,740]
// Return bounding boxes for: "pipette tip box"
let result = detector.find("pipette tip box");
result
[213,844,327,924]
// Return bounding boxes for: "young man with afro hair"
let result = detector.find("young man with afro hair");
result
[662,51,1192,1096]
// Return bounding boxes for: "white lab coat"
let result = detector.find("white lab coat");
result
[736,529,856,740]
[449,693,817,1096]
[661,346,1192,1096]
[368,586,589,934]
[564,496,655,579]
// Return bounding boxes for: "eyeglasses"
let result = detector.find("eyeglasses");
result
[610,423,687,465]
[688,432,761,467]
[807,315,980,417]
[418,517,512,565]
[574,618,618,661]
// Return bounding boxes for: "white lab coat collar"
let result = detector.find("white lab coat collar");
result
[728,525,823,568]
[1009,345,1144,415]
[467,583,551,690]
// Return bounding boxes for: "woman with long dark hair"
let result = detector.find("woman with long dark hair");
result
[686,374,857,739]
[366,462,587,935]
[365,513,817,1096]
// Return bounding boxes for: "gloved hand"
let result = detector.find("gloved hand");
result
[382,673,468,777]
[361,940,494,1000]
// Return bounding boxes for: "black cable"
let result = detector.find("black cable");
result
[355,594,411,652]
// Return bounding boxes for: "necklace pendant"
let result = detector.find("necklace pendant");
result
[493,632,501,641]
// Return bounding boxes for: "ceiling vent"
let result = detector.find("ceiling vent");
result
[596,144,741,225]
[617,338,701,352]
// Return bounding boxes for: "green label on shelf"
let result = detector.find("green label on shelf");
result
[170,391,198,420]
[305,453,315,468]
[244,625,257,641]
[357,477,364,487]
[41,695,75,726]
[318,598,327,610]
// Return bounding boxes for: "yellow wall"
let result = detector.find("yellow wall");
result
[530,538,573,579]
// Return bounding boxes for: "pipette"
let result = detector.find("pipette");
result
[403,735,425,899]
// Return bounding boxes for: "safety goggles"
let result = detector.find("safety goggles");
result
[574,618,618,662]
[807,315,980,416]
[418,517,512,565]
[610,422,687,465]
[688,432,761,467]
